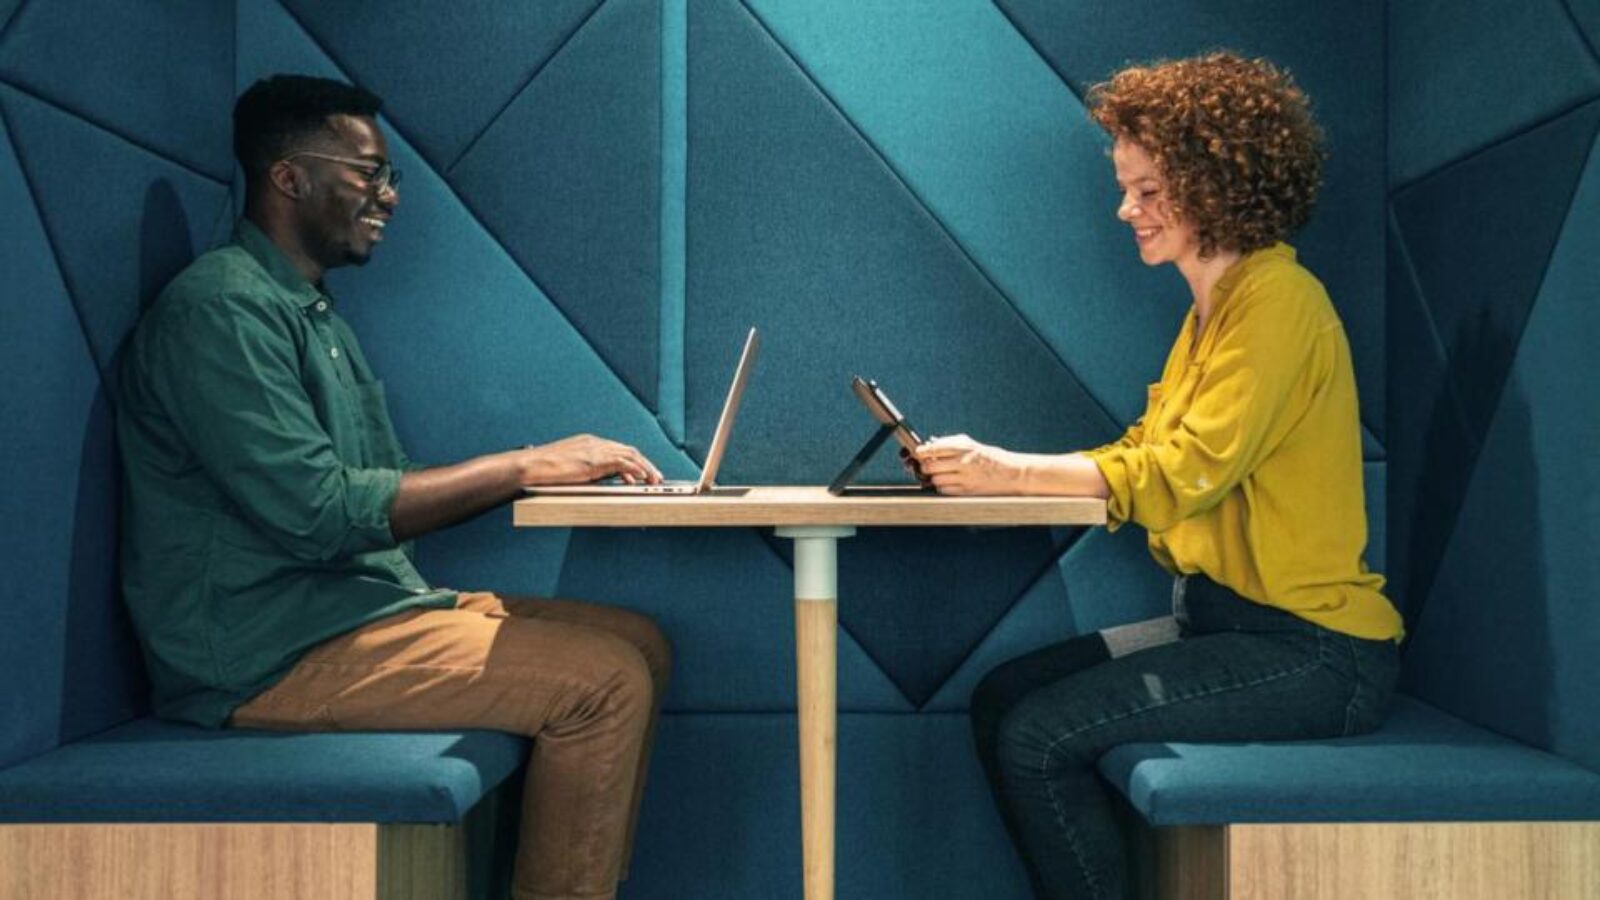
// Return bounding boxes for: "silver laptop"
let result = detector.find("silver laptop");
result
[527,327,758,495]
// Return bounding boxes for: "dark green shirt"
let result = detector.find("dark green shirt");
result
[117,220,455,728]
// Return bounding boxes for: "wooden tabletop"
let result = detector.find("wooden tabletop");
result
[513,485,1106,528]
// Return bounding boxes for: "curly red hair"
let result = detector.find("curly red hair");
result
[1088,52,1324,258]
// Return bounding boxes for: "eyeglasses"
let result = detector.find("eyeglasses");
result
[282,151,401,192]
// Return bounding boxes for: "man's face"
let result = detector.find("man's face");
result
[290,114,397,272]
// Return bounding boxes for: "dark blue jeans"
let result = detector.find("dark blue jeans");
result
[971,574,1400,899]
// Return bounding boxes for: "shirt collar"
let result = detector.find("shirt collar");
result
[233,219,327,309]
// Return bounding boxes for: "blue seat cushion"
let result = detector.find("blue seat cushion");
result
[1099,694,1600,825]
[0,717,528,824]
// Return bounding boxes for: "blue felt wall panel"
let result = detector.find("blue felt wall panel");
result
[0,86,229,379]
[745,0,1169,430]
[280,0,598,171]
[1402,127,1600,772]
[1390,101,1600,446]
[625,713,1033,900]
[451,0,662,411]
[1389,0,1600,189]
[555,528,910,712]
[0,0,232,179]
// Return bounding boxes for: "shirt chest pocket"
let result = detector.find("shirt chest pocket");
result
[1147,365,1204,441]
[349,379,406,469]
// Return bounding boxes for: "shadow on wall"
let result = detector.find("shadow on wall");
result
[1402,304,1555,750]
[58,179,198,741]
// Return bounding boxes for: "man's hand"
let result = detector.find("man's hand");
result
[910,434,1030,495]
[518,434,664,486]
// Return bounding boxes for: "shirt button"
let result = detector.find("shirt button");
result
[315,300,328,312]
[330,346,340,359]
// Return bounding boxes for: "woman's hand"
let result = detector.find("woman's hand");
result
[910,434,1031,495]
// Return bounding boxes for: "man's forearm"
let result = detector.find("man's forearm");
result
[388,450,526,542]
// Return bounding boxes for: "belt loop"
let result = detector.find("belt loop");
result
[1172,574,1188,616]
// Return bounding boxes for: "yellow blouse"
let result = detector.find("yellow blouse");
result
[1086,243,1403,641]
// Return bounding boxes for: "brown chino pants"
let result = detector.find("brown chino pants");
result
[231,591,672,900]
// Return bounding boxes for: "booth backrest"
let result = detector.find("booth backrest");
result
[1385,0,1600,774]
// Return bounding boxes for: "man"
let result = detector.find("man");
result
[117,74,670,900]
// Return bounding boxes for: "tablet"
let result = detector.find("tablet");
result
[851,377,924,452]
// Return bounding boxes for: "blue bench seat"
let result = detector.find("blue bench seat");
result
[1100,694,1600,826]
[0,717,527,824]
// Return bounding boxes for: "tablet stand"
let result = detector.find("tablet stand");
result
[827,424,932,495]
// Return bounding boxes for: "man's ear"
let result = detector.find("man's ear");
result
[267,159,307,200]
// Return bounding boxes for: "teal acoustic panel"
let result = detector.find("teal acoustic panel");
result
[280,0,597,170]
[0,106,108,769]
[0,85,228,380]
[451,0,662,411]
[557,528,911,712]
[924,562,1075,712]
[996,0,1388,446]
[1389,0,1600,188]
[1057,524,1184,637]
[1391,101,1600,445]
[1404,127,1600,771]
[0,0,232,179]
[687,0,1115,483]
[1385,215,1477,623]
[746,0,1171,429]
[626,714,1033,900]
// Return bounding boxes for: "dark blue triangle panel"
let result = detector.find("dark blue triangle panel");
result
[1390,100,1600,447]
[0,86,231,381]
[996,0,1389,447]
[687,0,1111,703]
[556,528,909,712]
[1389,0,1600,188]
[0,0,233,180]
[451,0,661,410]
[0,97,146,770]
[1384,220,1479,623]
[1402,130,1600,771]
[280,0,599,171]
[687,0,1113,484]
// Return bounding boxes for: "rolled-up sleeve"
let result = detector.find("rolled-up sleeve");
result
[1086,290,1319,533]
[149,296,402,562]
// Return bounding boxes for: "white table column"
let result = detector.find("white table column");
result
[776,525,854,900]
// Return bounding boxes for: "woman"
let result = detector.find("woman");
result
[910,53,1403,899]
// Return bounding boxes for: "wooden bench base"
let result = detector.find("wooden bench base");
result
[1142,822,1600,899]
[0,821,468,900]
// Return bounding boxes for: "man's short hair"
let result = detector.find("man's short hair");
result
[233,75,383,184]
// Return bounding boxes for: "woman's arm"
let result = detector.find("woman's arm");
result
[911,435,1110,497]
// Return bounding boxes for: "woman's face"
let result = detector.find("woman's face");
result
[1112,138,1198,268]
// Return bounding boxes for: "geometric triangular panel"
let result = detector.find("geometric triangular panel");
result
[688,0,1115,487]
[1391,99,1600,448]
[556,527,911,711]
[829,526,1065,707]
[1387,0,1600,188]
[452,0,661,411]
[1384,218,1479,623]
[746,0,1173,430]
[0,0,232,179]
[1402,132,1600,770]
[0,85,230,379]
[923,563,1075,711]
[279,0,598,170]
